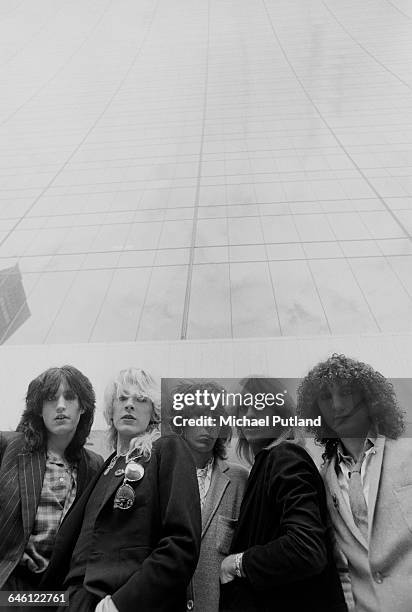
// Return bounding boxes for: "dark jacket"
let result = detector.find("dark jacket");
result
[0,430,103,588]
[42,434,201,612]
[220,441,347,612]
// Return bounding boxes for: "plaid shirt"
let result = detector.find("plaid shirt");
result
[21,452,77,574]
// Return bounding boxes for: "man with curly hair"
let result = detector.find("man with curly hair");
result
[0,365,103,593]
[297,354,411,612]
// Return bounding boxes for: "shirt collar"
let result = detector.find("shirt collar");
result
[46,451,74,469]
[336,429,377,467]
[196,456,214,476]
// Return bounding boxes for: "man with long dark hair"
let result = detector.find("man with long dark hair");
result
[0,365,103,592]
[297,354,412,612]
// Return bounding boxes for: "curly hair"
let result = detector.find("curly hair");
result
[17,365,96,463]
[297,354,405,461]
[103,368,161,459]
[168,380,232,460]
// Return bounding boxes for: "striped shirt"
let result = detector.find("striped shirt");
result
[336,436,377,511]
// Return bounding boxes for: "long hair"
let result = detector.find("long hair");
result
[17,365,96,463]
[169,380,232,460]
[103,368,161,461]
[296,353,405,461]
[235,377,303,465]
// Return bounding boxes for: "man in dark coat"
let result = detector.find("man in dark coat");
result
[220,442,347,612]
[42,367,201,612]
[219,376,347,612]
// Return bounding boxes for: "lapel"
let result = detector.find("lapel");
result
[18,451,46,540]
[324,455,368,550]
[76,448,98,499]
[201,459,230,537]
[57,453,109,529]
[97,453,120,512]
[234,450,263,521]
[96,454,146,514]
[76,449,88,499]
[367,435,385,533]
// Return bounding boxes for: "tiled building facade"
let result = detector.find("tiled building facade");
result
[0,0,411,431]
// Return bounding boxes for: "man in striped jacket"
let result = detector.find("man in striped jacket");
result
[0,365,103,592]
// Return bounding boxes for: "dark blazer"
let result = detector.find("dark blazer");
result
[0,430,103,588]
[220,442,347,612]
[42,434,201,612]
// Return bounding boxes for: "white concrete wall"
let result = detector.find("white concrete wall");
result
[1,332,411,431]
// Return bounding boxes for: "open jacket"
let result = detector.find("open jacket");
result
[0,430,103,588]
[220,441,347,612]
[322,435,412,612]
[188,459,248,612]
[42,434,201,612]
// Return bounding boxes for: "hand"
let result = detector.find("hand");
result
[220,554,238,584]
[95,595,119,612]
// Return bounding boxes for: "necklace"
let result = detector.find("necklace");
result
[103,453,126,476]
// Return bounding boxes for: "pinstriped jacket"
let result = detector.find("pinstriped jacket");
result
[0,431,103,588]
